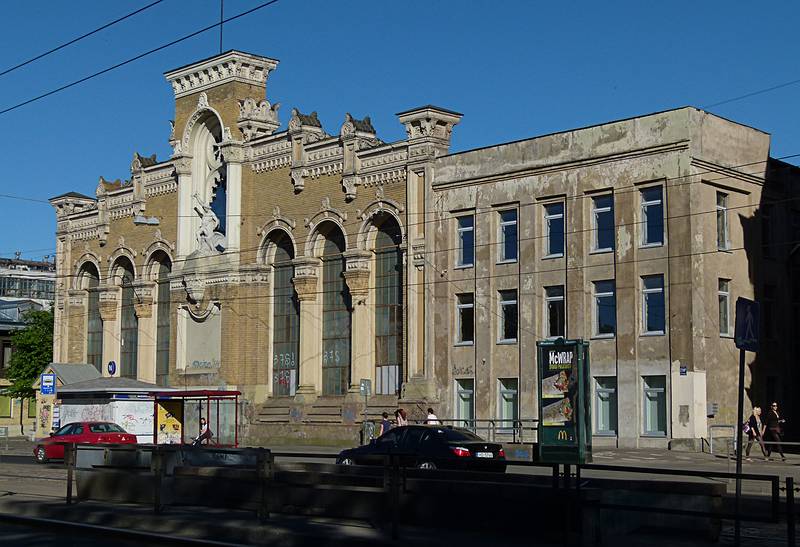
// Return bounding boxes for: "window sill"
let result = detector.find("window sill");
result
[640,242,665,249]
[717,247,733,254]
[641,433,667,438]
[542,254,564,260]
[496,259,518,265]
[454,342,474,347]
[453,264,474,270]
[589,248,613,255]
[591,334,616,340]
[640,331,665,337]
[594,432,617,437]
[496,339,517,345]
[720,333,733,339]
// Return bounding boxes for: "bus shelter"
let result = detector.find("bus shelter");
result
[152,390,240,447]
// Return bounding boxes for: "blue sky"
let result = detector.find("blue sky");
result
[1,0,799,260]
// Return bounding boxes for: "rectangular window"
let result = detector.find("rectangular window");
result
[498,209,518,263]
[762,204,773,258]
[763,285,776,340]
[595,377,618,435]
[27,399,36,419]
[545,202,565,257]
[716,192,729,250]
[594,280,616,337]
[641,186,664,246]
[456,378,475,427]
[455,293,475,345]
[498,290,518,343]
[457,215,475,267]
[643,376,667,436]
[2,342,11,369]
[642,275,666,334]
[545,285,565,338]
[593,194,615,252]
[498,378,519,432]
[718,279,731,336]
[0,396,11,419]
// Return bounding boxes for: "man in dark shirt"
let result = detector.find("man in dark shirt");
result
[765,402,786,461]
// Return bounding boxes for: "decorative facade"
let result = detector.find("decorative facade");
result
[50,50,799,448]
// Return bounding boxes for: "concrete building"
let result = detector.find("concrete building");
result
[49,50,798,448]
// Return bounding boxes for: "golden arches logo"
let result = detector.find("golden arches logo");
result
[557,430,568,441]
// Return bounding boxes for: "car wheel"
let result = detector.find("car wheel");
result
[339,458,355,466]
[418,461,436,470]
[35,446,48,464]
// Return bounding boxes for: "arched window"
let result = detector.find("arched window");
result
[270,233,299,396]
[153,254,172,386]
[116,259,138,379]
[80,263,102,372]
[321,225,351,396]
[374,216,403,395]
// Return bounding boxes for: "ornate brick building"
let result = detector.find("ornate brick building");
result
[51,50,799,447]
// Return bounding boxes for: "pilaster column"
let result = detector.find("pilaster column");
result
[173,155,194,260]
[220,142,244,258]
[97,285,120,377]
[343,250,373,394]
[133,281,156,383]
[66,289,87,363]
[292,257,321,401]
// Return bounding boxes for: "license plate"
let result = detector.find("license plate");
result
[476,452,494,459]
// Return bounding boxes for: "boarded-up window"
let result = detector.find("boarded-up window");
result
[155,255,172,386]
[374,216,403,395]
[321,227,350,396]
[271,234,299,396]
[0,396,11,418]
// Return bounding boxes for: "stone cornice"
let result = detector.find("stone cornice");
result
[165,50,279,99]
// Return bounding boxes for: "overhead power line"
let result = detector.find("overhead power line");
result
[0,0,166,78]
[0,0,283,117]
[703,77,800,109]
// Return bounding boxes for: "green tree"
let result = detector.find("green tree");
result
[5,309,53,398]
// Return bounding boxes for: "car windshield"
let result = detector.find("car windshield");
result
[89,423,126,433]
[440,428,484,442]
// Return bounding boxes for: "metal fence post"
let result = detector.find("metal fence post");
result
[257,448,272,521]
[65,443,75,505]
[788,476,795,547]
[152,446,162,514]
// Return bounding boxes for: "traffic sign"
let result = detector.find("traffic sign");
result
[359,378,372,397]
[107,360,117,375]
[40,373,56,395]
[734,297,760,352]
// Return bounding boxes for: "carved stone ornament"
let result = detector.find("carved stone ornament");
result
[291,167,305,192]
[98,288,119,321]
[133,282,155,318]
[343,250,371,306]
[197,92,209,109]
[181,274,205,305]
[238,97,280,140]
[342,175,357,201]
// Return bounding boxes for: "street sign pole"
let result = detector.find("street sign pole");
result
[733,296,759,547]
[734,346,745,547]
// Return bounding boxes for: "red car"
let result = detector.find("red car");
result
[34,421,137,463]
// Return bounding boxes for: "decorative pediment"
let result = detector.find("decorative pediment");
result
[131,152,157,173]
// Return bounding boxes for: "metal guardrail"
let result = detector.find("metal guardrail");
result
[397,418,538,443]
[58,442,796,544]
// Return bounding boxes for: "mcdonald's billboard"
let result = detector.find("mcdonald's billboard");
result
[537,338,592,464]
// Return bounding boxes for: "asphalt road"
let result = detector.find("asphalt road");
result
[0,520,144,547]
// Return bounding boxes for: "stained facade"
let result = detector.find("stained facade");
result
[50,50,798,447]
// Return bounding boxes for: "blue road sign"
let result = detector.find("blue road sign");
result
[107,360,116,375]
[734,297,760,352]
[40,373,56,395]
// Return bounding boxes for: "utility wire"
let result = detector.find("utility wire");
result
[703,77,800,109]
[0,0,282,116]
[0,0,165,78]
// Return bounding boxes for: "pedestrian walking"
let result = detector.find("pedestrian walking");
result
[379,412,392,436]
[765,401,787,461]
[745,406,768,461]
[426,407,440,425]
[395,408,408,427]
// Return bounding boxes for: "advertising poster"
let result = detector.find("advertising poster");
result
[540,344,578,445]
[156,400,183,444]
